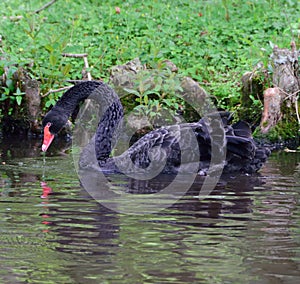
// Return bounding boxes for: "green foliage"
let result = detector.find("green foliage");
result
[0,0,299,124]
[0,55,26,116]
[13,87,25,106]
[254,119,299,142]
[124,67,184,125]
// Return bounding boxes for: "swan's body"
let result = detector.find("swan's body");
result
[42,81,270,175]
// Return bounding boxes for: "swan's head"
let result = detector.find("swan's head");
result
[42,109,68,152]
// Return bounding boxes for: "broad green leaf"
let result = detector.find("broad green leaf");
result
[49,54,58,67]
[124,88,141,96]
[62,64,72,76]
[16,96,22,106]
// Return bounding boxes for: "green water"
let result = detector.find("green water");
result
[0,137,299,283]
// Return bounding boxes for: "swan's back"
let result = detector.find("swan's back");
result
[108,116,269,175]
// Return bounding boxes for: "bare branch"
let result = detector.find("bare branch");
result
[295,97,300,125]
[65,79,87,84]
[3,15,23,21]
[3,0,57,20]
[83,56,92,81]
[34,0,57,14]
[62,53,92,81]
[62,53,88,58]
[41,86,72,97]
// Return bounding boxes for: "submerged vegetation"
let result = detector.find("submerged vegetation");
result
[0,0,299,140]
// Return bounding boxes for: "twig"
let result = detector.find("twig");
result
[3,15,23,21]
[3,0,57,20]
[62,53,92,81]
[83,56,92,81]
[279,88,300,101]
[61,53,93,116]
[295,96,300,125]
[62,53,88,58]
[65,79,88,84]
[65,79,103,84]
[42,52,95,97]
[34,0,57,14]
[42,86,72,97]
[275,87,300,125]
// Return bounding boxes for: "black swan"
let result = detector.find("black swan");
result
[42,81,270,175]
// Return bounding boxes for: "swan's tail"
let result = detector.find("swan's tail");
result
[224,119,271,173]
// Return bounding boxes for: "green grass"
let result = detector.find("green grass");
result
[0,0,299,115]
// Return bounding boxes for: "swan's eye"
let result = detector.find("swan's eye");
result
[46,122,52,127]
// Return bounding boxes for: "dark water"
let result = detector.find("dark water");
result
[0,137,299,284]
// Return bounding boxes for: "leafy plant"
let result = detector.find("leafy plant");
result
[12,87,25,106]
[124,67,184,125]
[0,0,299,136]
[0,58,26,116]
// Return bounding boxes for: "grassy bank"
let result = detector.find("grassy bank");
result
[0,0,299,123]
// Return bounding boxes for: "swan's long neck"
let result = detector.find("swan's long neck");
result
[54,81,124,161]
[95,97,124,161]
[52,81,116,117]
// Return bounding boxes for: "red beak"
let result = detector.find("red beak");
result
[42,123,54,152]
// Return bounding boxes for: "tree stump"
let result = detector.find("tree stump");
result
[260,42,300,133]
[14,68,41,133]
[239,69,265,125]
[260,87,282,133]
[0,68,41,135]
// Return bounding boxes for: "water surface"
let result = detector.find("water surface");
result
[0,137,299,283]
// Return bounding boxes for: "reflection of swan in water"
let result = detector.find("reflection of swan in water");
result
[41,81,270,175]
